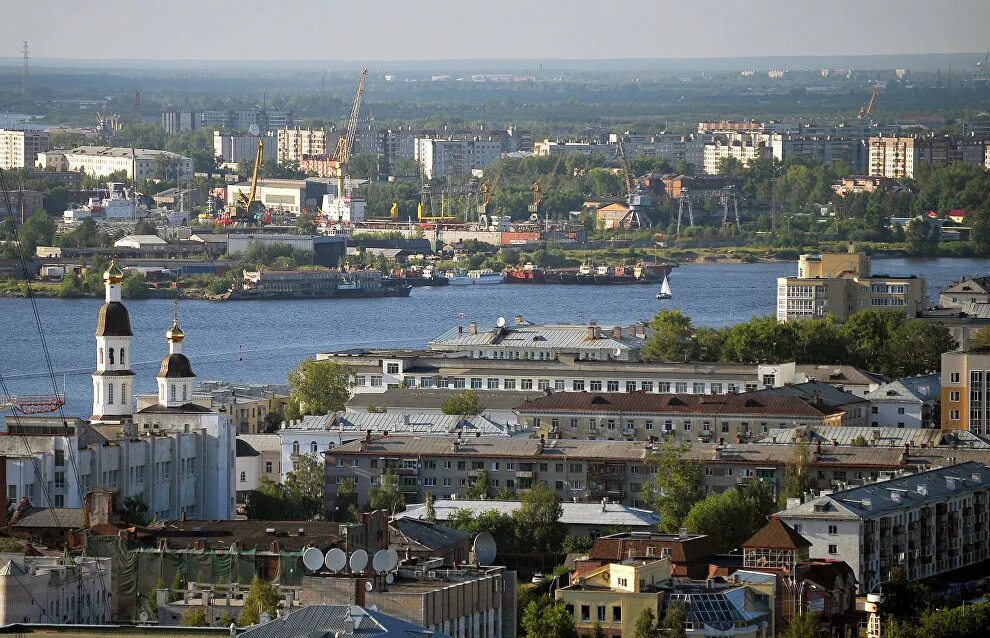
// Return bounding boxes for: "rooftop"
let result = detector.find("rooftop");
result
[428,321,646,353]
[67,146,190,161]
[865,374,940,403]
[138,519,345,552]
[239,604,450,638]
[742,517,811,550]
[757,425,990,449]
[516,390,838,418]
[396,499,660,528]
[237,434,282,454]
[347,388,543,413]
[282,410,513,436]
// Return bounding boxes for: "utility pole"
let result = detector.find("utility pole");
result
[21,41,29,98]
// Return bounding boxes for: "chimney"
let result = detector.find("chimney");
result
[469,322,478,335]
[679,527,688,539]
[458,326,463,334]
[611,326,622,339]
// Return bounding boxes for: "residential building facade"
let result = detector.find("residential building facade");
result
[213,131,277,166]
[867,135,988,179]
[64,146,194,181]
[866,375,939,428]
[939,275,990,309]
[0,129,49,169]
[0,555,112,625]
[415,137,501,180]
[940,346,990,433]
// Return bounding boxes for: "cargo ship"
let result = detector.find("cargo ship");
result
[229,269,412,300]
[504,261,674,285]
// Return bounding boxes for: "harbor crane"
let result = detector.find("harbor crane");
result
[857,84,881,119]
[225,139,265,226]
[720,185,740,230]
[529,154,564,222]
[330,68,368,198]
[675,187,694,236]
[616,138,651,229]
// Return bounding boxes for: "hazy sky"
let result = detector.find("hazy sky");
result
[6,0,989,61]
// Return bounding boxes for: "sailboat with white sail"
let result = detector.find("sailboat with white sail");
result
[656,276,672,300]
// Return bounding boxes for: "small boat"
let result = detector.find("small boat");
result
[656,276,672,300]
[468,269,504,284]
[447,269,473,285]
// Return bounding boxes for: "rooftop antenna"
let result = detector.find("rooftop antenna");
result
[20,41,29,97]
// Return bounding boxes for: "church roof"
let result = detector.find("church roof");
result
[158,353,195,379]
[137,402,213,414]
[95,301,132,337]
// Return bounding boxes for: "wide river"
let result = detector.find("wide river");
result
[2,257,989,417]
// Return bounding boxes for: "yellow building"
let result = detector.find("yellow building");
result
[596,203,631,230]
[940,346,990,433]
[776,253,926,322]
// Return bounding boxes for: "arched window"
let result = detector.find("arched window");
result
[108,348,114,365]
[98,348,103,364]
[239,472,246,483]
[107,383,114,405]
[292,441,300,454]
[310,441,318,453]
[119,348,125,366]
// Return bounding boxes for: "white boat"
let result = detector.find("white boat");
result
[656,276,672,300]
[447,269,473,285]
[468,269,504,284]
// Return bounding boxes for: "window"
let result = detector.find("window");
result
[590,381,602,391]
[950,372,960,383]
[607,381,619,392]
[828,544,838,555]
[420,377,433,388]
[645,420,653,431]
[108,348,114,365]
[99,347,103,364]
[950,391,960,402]
[683,420,691,431]
[55,450,65,466]
[612,607,621,623]
[471,377,482,389]
[658,382,671,393]
[597,606,606,622]
[54,472,65,488]
[581,606,590,622]
[675,382,688,393]
[120,347,125,366]
[871,406,879,414]
[828,525,838,535]
[386,363,399,374]
[424,477,436,487]
[897,407,905,415]
[538,379,550,390]
[240,472,246,483]
[491,462,500,471]
[521,379,534,390]
[642,381,654,392]
[950,409,960,420]
[626,381,637,392]
[504,379,516,390]
[292,441,300,454]
[108,383,114,405]
[554,379,565,391]
[710,382,722,394]
[573,380,585,391]
[569,463,583,473]
[487,378,499,389]
[693,382,705,394]
[265,461,273,473]
[570,418,578,429]
[170,384,176,401]
[182,385,187,402]
[371,375,383,387]
[354,375,367,386]
[311,441,318,453]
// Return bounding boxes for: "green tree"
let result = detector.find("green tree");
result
[284,454,326,519]
[642,310,696,362]
[899,601,990,638]
[513,482,566,553]
[683,481,775,552]
[121,271,150,298]
[521,600,576,638]
[464,468,491,499]
[239,576,280,626]
[644,440,704,533]
[780,612,823,638]
[424,492,437,523]
[879,567,930,624]
[840,310,904,370]
[368,471,405,514]
[904,218,939,256]
[331,477,359,522]
[591,621,606,638]
[441,390,483,415]
[561,534,594,554]
[661,600,688,638]
[885,321,955,377]
[633,607,660,638]
[970,326,990,348]
[181,608,207,627]
[287,359,352,415]
[778,438,818,507]
[121,496,150,525]
[133,219,158,236]
[245,479,296,520]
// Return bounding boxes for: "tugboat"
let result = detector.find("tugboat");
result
[656,276,672,300]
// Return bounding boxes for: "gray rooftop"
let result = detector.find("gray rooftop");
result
[282,410,514,436]
[237,434,282,454]
[755,381,867,408]
[239,604,451,638]
[428,322,646,353]
[780,461,990,520]
[11,507,85,529]
[757,425,990,449]
[866,374,940,403]
[348,388,543,413]
[396,499,660,528]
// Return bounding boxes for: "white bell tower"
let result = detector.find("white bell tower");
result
[157,301,196,408]
[91,261,135,423]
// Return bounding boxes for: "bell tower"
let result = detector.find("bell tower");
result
[92,261,134,423]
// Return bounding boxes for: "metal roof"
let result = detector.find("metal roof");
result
[515,391,837,418]
[282,411,511,436]
[429,322,644,352]
[865,374,940,403]
[238,604,452,638]
[237,434,282,454]
[396,499,660,528]
[757,426,990,448]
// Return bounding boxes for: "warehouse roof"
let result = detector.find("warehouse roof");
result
[282,410,513,436]
[429,321,646,353]
[396,499,660,528]
[515,391,837,418]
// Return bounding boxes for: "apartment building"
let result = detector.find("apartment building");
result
[0,129,49,169]
[515,390,846,444]
[0,555,112,625]
[278,127,339,163]
[769,135,866,173]
[703,135,770,174]
[831,175,906,196]
[940,346,990,433]
[213,131,277,166]
[235,433,282,500]
[415,137,501,180]
[776,252,926,321]
[64,146,194,181]
[939,275,990,309]
[867,135,988,179]
[865,374,939,428]
[778,462,990,594]
[323,434,990,512]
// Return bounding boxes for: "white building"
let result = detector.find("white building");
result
[703,135,770,174]
[866,374,940,428]
[0,554,112,625]
[64,146,193,181]
[0,129,49,169]
[322,194,366,223]
[235,433,282,499]
[213,131,276,166]
[113,235,167,250]
[414,137,501,180]
[778,462,990,594]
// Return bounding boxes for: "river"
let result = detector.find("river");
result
[2,257,989,417]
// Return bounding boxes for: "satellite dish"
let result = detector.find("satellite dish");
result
[496,316,506,328]
[613,347,622,356]
[364,581,374,592]
[472,532,497,566]
[385,573,394,585]
[325,548,347,572]
[349,549,369,573]
[139,612,149,623]
[372,550,389,573]
[384,548,399,572]
[302,547,324,572]
[248,123,261,136]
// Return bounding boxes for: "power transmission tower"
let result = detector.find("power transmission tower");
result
[721,185,740,231]
[21,41,29,97]
[675,187,694,236]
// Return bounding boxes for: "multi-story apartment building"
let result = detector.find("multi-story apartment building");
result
[940,345,990,433]
[831,175,906,196]
[235,433,282,500]
[277,127,339,163]
[0,129,49,169]
[414,136,501,180]
[867,135,989,179]
[865,374,939,428]
[213,131,277,166]
[0,554,112,625]
[939,275,990,309]
[778,462,990,594]
[324,434,990,512]
[769,135,867,173]
[515,390,846,443]
[703,135,770,174]
[64,146,194,181]
[776,252,926,322]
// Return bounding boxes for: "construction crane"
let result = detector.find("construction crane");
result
[330,68,368,198]
[857,84,880,119]
[616,138,650,229]
[528,154,564,221]
[226,140,265,225]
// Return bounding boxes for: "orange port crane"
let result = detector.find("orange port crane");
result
[857,84,880,119]
[330,68,368,198]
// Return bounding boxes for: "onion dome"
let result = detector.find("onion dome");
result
[166,318,185,343]
[104,260,124,284]
[95,301,132,337]
[158,353,195,379]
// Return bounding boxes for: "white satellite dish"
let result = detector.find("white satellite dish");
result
[302,546,324,572]
[472,532,497,566]
[613,347,622,356]
[384,548,399,572]
[385,573,394,585]
[248,123,261,136]
[364,581,374,592]
[325,548,347,572]
[496,316,506,328]
[349,549,369,573]
[372,550,389,573]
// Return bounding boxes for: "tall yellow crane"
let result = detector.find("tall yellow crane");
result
[330,68,368,197]
[230,140,264,224]
[857,84,880,119]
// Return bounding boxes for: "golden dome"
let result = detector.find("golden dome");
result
[104,260,124,284]
[166,318,185,342]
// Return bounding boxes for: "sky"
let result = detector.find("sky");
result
[4,0,989,62]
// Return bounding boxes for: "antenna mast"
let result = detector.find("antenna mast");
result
[21,41,29,97]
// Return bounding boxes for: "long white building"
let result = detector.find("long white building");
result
[64,146,193,181]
